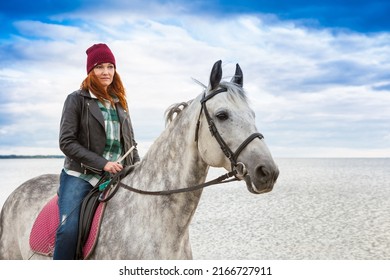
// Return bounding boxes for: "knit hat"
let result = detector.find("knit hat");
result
[86,43,116,73]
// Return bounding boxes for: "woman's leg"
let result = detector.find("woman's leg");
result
[53,170,93,260]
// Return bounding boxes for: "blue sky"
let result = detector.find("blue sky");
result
[1,0,389,157]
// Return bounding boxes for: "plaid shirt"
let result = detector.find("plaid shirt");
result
[65,96,122,186]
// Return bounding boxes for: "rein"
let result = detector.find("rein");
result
[119,170,238,195]
[99,167,238,200]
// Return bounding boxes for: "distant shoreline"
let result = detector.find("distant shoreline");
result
[0,155,64,159]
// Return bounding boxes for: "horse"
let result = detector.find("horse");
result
[0,60,279,259]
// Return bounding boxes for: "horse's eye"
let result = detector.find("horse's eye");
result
[216,111,229,121]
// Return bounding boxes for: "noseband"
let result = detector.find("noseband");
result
[195,87,264,172]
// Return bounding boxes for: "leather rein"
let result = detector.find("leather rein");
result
[100,87,263,200]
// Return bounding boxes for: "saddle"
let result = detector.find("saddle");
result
[29,189,106,259]
[29,167,132,259]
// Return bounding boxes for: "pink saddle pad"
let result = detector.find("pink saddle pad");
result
[29,196,105,259]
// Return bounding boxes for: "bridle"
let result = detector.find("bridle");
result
[195,87,264,172]
[103,87,264,198]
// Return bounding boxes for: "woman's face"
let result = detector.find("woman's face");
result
[93,63,115,89]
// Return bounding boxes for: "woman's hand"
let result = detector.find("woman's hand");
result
[103,161,123,174]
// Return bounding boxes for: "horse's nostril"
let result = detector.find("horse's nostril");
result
[255,165,279,183]
[256,165,270,179]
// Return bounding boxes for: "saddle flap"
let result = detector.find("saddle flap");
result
[29,196,59,256]
[29,194,106,259]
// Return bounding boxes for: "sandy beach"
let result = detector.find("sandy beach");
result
[1,158,389,259]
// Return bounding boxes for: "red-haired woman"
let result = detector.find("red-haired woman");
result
[54,43,140,259]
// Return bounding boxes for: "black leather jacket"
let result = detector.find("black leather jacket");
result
[59,89,140,175]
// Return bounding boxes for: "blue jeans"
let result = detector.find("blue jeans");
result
[53,170,93,260]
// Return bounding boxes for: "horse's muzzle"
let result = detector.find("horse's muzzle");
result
[236,162,279,194]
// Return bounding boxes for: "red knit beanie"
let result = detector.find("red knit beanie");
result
[86,43,116,73]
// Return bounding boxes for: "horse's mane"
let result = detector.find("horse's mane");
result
[164,81,248,126]
[165,101,192,125]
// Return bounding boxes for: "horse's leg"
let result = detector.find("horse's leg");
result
[0,174,59,260]
[0,190,26,259]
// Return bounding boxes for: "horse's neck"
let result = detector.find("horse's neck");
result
[120,100,208,216]
[135,102,208,189]
[111,102,208,253]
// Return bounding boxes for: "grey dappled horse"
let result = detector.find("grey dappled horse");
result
[0,60,279,259]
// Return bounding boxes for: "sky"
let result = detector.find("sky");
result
[0,0,389,157]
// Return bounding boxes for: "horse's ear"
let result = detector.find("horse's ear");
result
[231,63,243,87]
[209,60,222,91]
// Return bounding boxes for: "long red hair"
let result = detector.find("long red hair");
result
[81,71,128,110]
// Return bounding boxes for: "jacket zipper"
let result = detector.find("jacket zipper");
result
[84,101,92,174]
[121,110,133,165]
[81,162,102,173]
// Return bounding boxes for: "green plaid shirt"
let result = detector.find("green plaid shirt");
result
[65,97,122,186]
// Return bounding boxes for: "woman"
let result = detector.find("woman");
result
[54,43,140,259]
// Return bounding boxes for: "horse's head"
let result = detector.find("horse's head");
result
[196,60,279,194]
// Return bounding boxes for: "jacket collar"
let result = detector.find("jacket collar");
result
[80,89,119,103]
[79,89,126,126]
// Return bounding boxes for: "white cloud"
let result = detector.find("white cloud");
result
[1,11,390,157]
[14,20,92,42]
